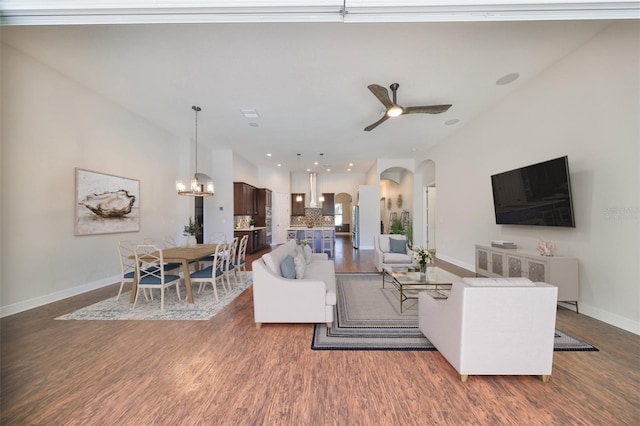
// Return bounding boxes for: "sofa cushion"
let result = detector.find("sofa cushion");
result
[293,251,306,279]
[280,255,296,279]
[304,260,337,305]
[389,237,407,253]
[378,235,391,253]
[463,277,536,287]
[383,252,413,265]
[302,243,313,264]
[263,240,297,275]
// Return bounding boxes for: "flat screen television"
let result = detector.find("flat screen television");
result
[491,156,576,227]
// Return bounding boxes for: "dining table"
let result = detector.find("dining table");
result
[130,244,219,304]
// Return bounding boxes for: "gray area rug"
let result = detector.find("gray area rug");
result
[312,273,598,351]
[56,273,252,321]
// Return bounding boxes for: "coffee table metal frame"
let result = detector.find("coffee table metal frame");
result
[382,266,452,312]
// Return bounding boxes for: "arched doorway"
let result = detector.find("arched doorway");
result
[379,167,413,236]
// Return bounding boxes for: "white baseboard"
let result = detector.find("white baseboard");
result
[576,302,640,336]
[0,275,119,318]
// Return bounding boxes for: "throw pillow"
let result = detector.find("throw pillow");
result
[302,244,313,265]
[389,237,407,254]
[280,255,296,279]
[293,252,306,279]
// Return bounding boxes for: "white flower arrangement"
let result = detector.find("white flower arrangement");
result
[413,247,434,265]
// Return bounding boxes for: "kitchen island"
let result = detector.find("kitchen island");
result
[287,227,335,256]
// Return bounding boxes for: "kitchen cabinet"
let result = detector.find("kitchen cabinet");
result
[234,182,257,215]
[321,193,335,215]
[291,193,305,216]
[255,188,272,226]
[235,228,268,254]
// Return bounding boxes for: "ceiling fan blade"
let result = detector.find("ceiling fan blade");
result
[367,84,394,109]
[364,114,390,132]
[404,104,452,114]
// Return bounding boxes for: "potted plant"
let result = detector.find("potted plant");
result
[249,219,256,229]
[390,218,404,234]
[183,217,202,247]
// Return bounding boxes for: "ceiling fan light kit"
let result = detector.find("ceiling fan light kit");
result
[364,82,452,131]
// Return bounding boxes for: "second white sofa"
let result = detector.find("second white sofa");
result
[252,240,336,329]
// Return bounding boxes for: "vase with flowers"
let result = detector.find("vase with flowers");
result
[413,246,434,273]
[183,216,202,248]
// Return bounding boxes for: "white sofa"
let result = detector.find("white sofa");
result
[373,234,415,272]
[252,240,336,329]
[419,277,558,382]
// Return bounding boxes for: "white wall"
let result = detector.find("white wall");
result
[357,185,380,249]
[428,22,640,333]
[1,44,185,315]
[232,153,259,186]
[204,148,234,243]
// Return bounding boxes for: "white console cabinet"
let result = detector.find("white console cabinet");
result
[475,244,579,311]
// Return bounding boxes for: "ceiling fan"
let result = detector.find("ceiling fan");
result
[364,83,452,132]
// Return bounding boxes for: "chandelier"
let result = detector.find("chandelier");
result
[176,106,214,197]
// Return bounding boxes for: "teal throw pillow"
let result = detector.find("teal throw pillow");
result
[280,255,296,279]
[389,238,407,254]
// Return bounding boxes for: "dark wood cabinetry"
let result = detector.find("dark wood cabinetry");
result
[321,193,335,215]
[234,182,257,215]
[255,188,272,226]
[234,228,267,254]
[291,193,305,216]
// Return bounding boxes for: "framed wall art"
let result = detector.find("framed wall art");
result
[75,168,140,236]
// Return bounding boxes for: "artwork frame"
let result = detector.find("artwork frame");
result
[75,168,140,236]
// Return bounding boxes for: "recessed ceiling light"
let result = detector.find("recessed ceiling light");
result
[277,163,281,167]
[306,168,311,172]
[349,163,353,167]
[240,108,259,118]
[326,168,331,172]
[347,168,351,172]
[267,153,272,157]
[496,73,519,86]
[249,122,259,127]
[314,161,318,165]
[445,119,460,125]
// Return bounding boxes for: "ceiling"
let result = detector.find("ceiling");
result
[2,16,617,173]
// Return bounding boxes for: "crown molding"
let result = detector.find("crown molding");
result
[2,1,638,25]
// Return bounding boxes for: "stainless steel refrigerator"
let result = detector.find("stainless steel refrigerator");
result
[352,205,359,249]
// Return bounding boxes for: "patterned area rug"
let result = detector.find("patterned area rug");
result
[56,273,252,321]
[312,273,598,351]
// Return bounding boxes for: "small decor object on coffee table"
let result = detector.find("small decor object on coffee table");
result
[537,237,556,257]
[413,246,434,273]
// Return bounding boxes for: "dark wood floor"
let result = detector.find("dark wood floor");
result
[1,235,639,425]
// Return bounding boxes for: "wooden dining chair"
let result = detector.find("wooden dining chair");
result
[234,234,249,282]
[223,237,239,288]
[133,244,182,311]
[116,240,136,300]
[190,242,228,301]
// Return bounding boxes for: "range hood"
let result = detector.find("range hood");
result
[309,172,318,208]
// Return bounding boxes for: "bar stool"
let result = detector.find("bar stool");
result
[321,230,334,257]
[304,229,316,253]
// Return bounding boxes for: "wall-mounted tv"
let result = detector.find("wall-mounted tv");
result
[491,156,576,227]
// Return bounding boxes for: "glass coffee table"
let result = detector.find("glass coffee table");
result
[383,266,453,312]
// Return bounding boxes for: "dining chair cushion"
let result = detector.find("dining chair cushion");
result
[163,262,182,271]
[139,274,180,285]
[123,271,135,279]
[190,266,223,279]
[199,255,214,263]
[234,258,245,266]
